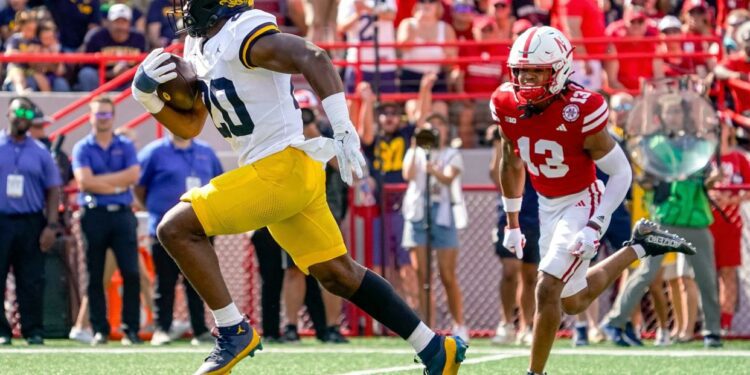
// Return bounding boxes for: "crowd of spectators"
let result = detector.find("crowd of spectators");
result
[0,0,748,147]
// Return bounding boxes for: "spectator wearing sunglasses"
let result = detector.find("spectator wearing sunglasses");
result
[0,96,62,345]
[604,5,664,90]
[72,95,141,346]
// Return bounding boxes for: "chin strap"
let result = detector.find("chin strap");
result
[518,103,543,119]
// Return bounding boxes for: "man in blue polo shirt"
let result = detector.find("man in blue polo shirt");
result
[134,133,223,346]
[0,96,61,345]
[72,95,141,346]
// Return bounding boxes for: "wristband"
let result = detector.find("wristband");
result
[321,92,350,132]
[132,86,165,114]
[502,196,522,212]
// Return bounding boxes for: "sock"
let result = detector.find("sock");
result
[348,270,423,340]
[408,322,437,354]
[720,312,733,330]
[630,244,646,258]
[212,302,243,327]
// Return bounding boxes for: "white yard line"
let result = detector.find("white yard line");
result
[1,347,749,357]
[339,354,522,375]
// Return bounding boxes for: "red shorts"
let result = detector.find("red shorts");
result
[709,218,742,269]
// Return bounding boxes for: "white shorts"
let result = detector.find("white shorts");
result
[538,180,607,298]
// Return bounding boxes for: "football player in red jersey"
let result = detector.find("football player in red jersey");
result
[491,26,697,374]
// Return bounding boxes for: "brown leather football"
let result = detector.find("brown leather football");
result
[156,54,199,111]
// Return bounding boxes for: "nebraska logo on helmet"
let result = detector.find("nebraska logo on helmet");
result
[508,26,575,105]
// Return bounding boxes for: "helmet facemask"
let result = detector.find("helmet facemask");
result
[168,0,251,38]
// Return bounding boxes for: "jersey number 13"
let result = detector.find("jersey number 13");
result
[517,137,570,178]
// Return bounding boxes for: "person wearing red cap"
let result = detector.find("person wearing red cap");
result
[604,5,663,90]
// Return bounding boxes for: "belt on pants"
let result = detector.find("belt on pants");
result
[84,204,130,212]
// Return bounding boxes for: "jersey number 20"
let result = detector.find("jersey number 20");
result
[517,137,570,178]
[199,78,255,138]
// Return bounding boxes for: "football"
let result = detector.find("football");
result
[156,54,199,111]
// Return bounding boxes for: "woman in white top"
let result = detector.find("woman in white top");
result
[401,113,468,343]
[397,0,457,93]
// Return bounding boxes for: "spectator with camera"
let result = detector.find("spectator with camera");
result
[487,123,538,347]
[356,82,418,307]
[0,96,62,345]
[401,112,468,343]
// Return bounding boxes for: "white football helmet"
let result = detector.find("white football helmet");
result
[507,26,574,104]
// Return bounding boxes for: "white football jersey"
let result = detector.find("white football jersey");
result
[184,10,304,166]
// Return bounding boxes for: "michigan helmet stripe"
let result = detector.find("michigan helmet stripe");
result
[240,22,280,69]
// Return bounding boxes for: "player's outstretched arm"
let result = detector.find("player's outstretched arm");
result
[249,33,367,186]
[249,33,343,99]
[131,48,209,139]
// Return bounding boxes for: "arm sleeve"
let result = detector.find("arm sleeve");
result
[592,143,632,231]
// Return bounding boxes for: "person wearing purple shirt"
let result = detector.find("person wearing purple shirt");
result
[0,96,61,345]
[71,95,142,345]
[134,134,223,345]
[77,3,146,91]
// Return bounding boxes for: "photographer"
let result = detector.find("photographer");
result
[401,113,468,342]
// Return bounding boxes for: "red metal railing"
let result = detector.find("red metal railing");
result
[0,35,722,138]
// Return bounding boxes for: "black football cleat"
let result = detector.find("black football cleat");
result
[623,219,696,257]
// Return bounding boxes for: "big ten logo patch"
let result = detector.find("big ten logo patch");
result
[373,137,406,172]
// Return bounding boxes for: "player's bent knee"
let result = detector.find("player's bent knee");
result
[157,203,206,248]
[310,255,365,298]
[535,273,564,304]
[561,297,587,315]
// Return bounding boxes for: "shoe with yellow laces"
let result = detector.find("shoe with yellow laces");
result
[193,318,262,375]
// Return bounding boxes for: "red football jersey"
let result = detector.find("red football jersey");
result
[490,82,608,198]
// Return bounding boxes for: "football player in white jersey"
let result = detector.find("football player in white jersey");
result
[130,1,467,374]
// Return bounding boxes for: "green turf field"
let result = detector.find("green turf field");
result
[1,337,749,374]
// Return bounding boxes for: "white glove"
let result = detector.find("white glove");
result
[132,48,178,113]
[503,227,526,260]
[333,122,367,186]
[568,226,600,260]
